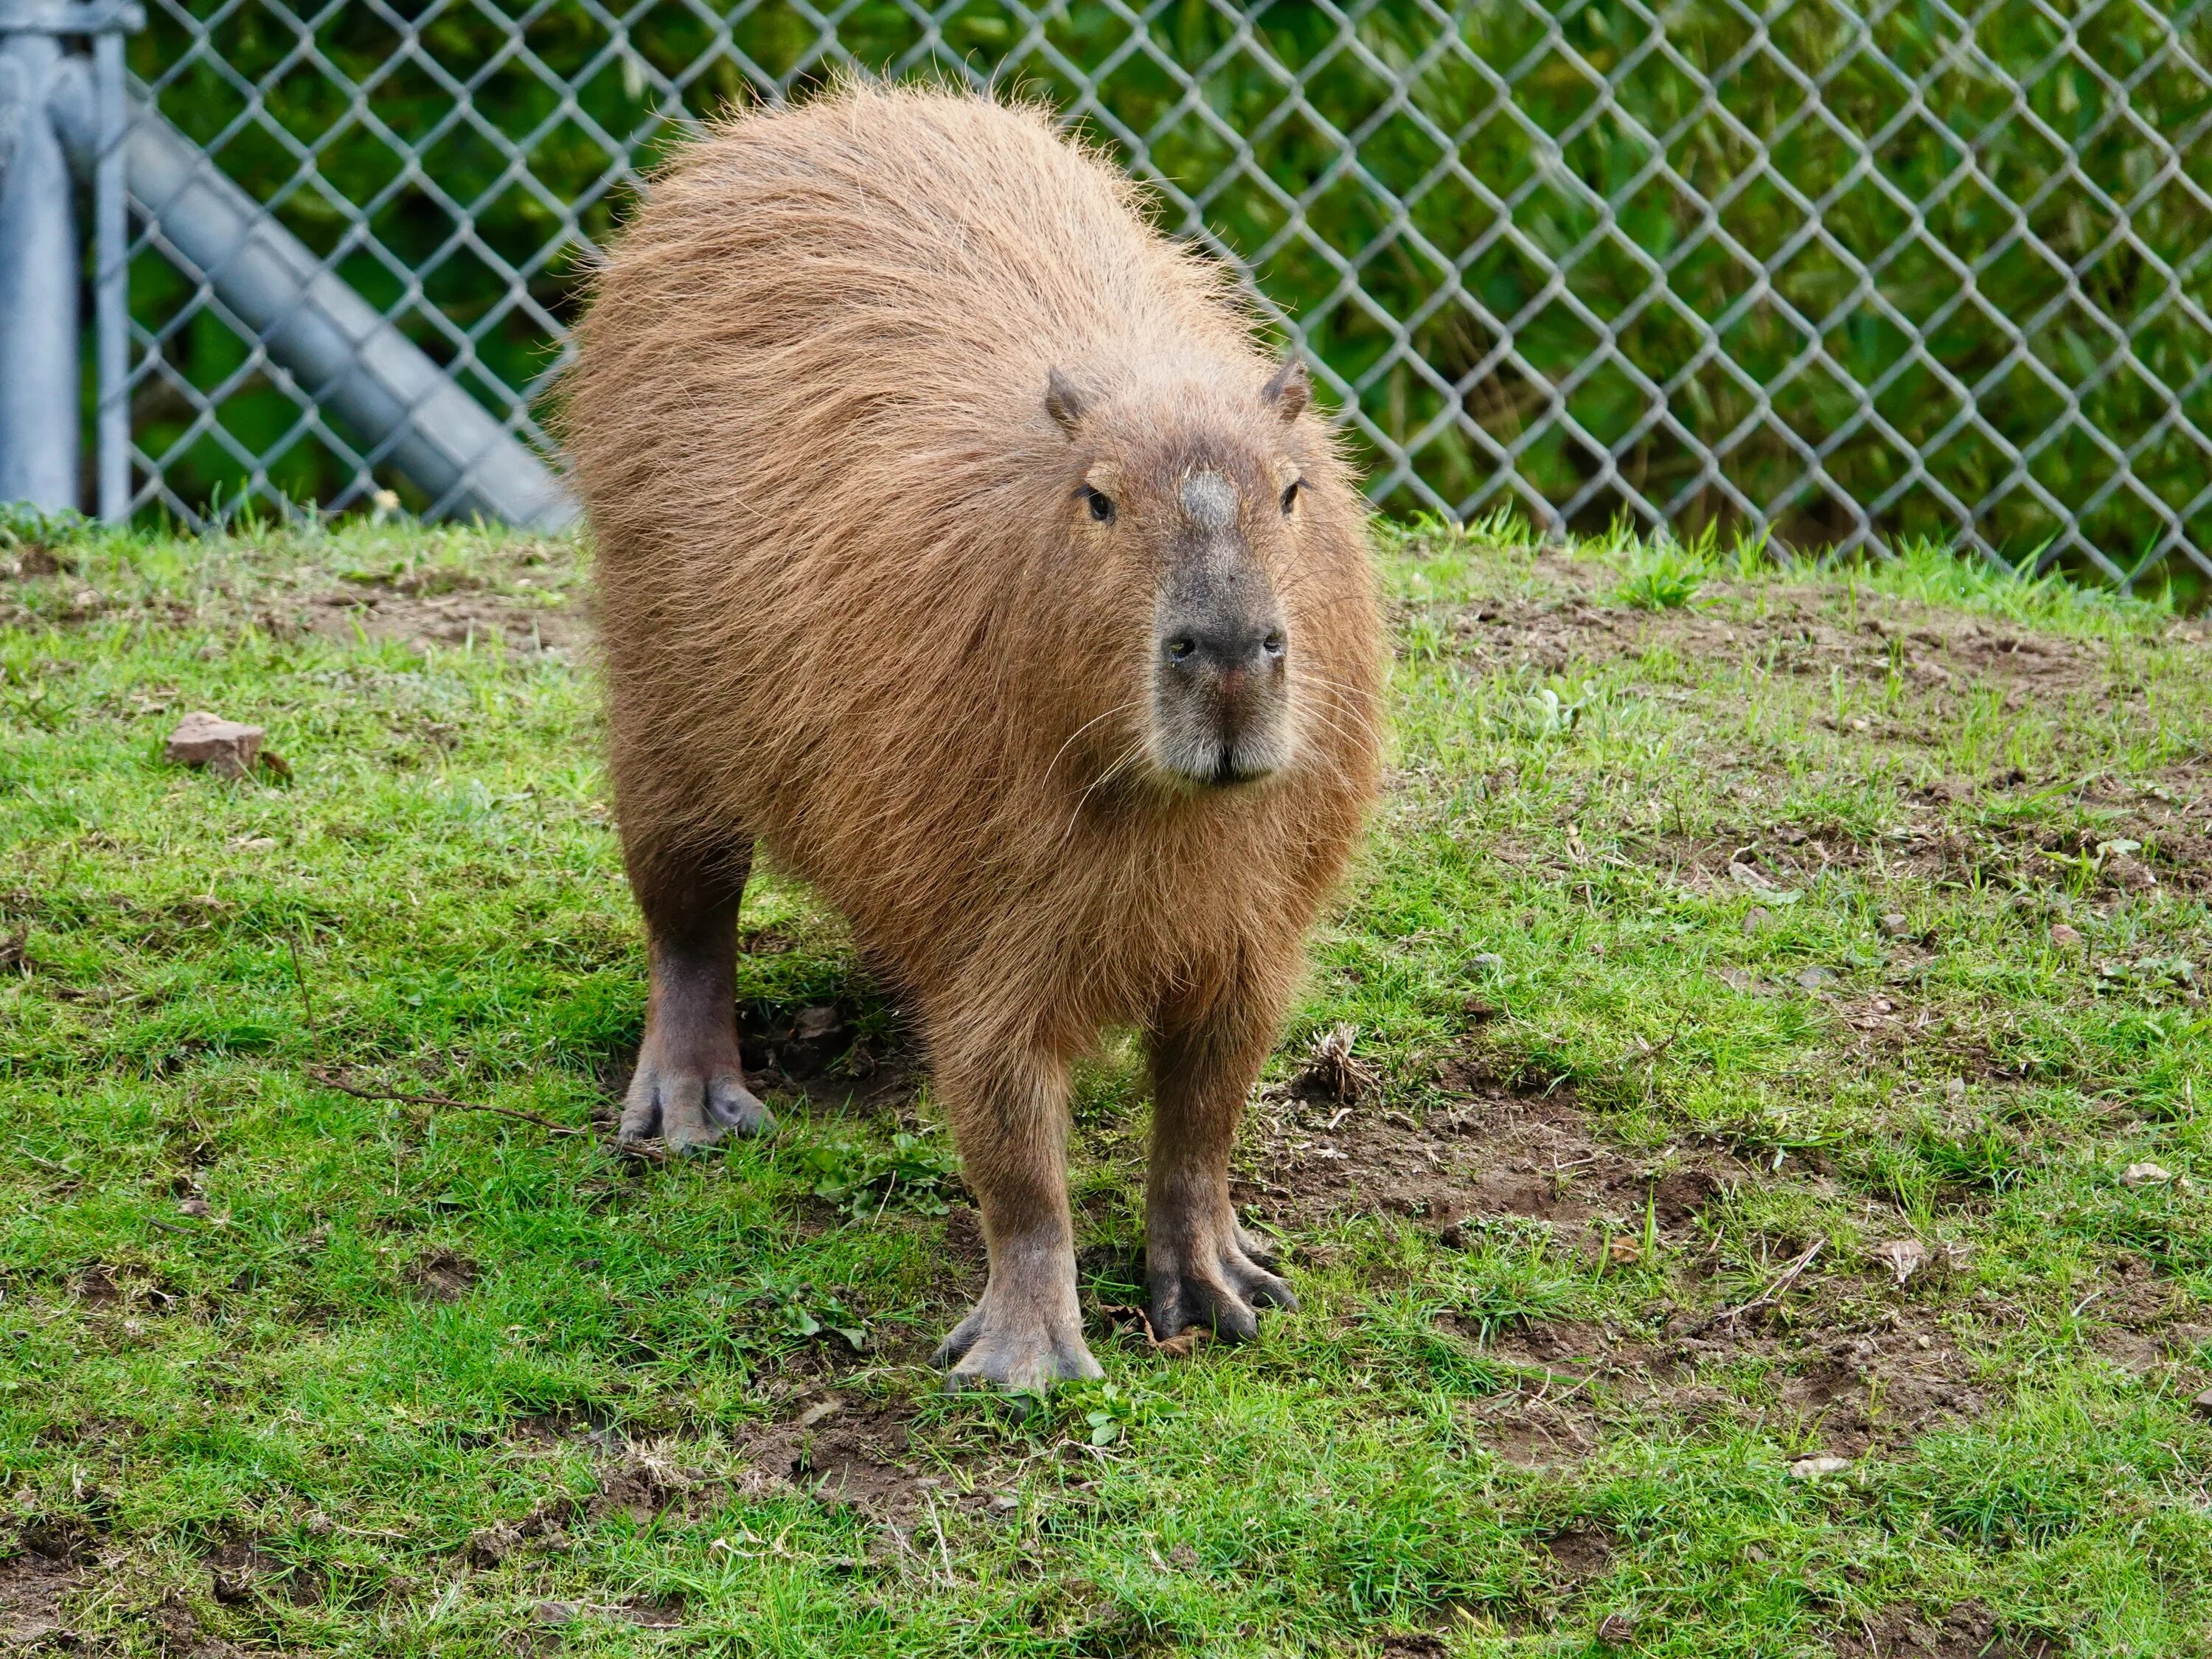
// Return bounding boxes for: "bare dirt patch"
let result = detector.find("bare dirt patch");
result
[735,1399,934,1524]
[0,1545,77,1647]
[205,1537,322,1608]
[1439,554,2112,706]
[287,555,590,655]
[403,1248,478,1303]
[1234,1068,1736,1258]
[1832,1599,2062,1658]
[1233,1060,2036,1461]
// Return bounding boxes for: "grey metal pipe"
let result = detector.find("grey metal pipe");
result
[91,27,125,520]
[0,30,83,511]
[46,93,578,529]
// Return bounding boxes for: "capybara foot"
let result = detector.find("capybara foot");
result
[933,1293,1102,1392]
[1147,1206,1297,1341]
[619,1056,773,1153]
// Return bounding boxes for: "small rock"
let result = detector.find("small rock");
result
[2122,1162,2174,1188]
[1878,913,1910,938]
[1741,906,1770,936]
[2191,1388,2212,1420]
[1871,1239,1927,1287]
[1596,1612,1638,1645]
[1795,966,1834,991]
[164,711,264,779]
[1944,1077,1966,1101]
[535,1601,581,1625]
[989,1492,1018,1512]
[2050,922,2083,947]
[176,1197,211,1218]
[1787,1455,1851,1481]
[793,1005,841,1040]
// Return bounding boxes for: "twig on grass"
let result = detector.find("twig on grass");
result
[307,1066,585,1136]
[15,1142,72,1176]
[925,1490,955,1587]
[1688,1235,1826,1334]
[286,926,320,1052]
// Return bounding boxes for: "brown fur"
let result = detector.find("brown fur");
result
[560,81,1382,1387]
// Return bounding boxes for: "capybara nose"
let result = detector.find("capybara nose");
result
[1163,620,1287,681]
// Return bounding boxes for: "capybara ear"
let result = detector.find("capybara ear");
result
[1260,355,1310,422]
[1045,368,1088,436]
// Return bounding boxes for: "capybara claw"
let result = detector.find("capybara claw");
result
[620,1061,772,1154]
[942,1340,1104,1394]
[704,1078,775,1135]
[1147,1223,1297,1342]
[933,1302,1102,1391]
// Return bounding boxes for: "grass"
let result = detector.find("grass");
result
[4,511,2211,1656]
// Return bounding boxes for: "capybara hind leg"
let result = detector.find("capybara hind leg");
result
[1145,986,1298,1342]
[619,838,773,1154]
[931,1046,1101,1390]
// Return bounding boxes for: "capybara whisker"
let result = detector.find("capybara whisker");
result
[561,80,1382,1391]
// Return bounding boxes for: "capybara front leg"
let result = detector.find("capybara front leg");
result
[619,836,773,1154]
[1146,985,1298,1341]
[931,1046,1101,1390]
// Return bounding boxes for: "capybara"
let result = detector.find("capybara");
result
[561,81,1383,1388]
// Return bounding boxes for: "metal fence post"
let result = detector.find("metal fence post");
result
[0,0,140,519]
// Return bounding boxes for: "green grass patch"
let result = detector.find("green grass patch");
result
[4,514,2211,1655]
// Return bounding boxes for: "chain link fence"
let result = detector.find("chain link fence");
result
[121,1,2212,591]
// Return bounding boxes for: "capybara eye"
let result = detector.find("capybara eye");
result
[1084,487,1116,523]
[1166,635,1197,662]
[1264,631,1287,658]
[1280,479,1303,514]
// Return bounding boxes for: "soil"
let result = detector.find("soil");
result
[0,1547,77,1648]
[734,1402,922,1519]
[1832,1599,2062,1658]
[291,563,590,656]
[1438,554,2121,703]
[403,1248,479,1303]
[1439,554,2211,899]
[1228,1061,2084,1463]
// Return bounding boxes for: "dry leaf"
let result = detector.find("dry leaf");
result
[2123,1162,2174,1187]
[1728,859,1775,891]
[1606,1237,1642,1266]
[1871,1239,1927,1287]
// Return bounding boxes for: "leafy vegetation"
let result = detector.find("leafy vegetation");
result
[131,3,2212,588]
[4,514,2212,1655]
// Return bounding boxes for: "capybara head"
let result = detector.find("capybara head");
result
[1043,355,1336,790]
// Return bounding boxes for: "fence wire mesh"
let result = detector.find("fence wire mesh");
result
[127,1,2212,591]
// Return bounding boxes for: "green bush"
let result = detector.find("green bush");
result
[131,1,2212,593]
